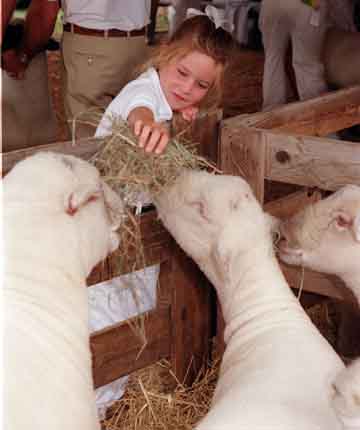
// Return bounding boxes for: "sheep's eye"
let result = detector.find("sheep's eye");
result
[336,214,350,228]
[190,201,209,221]
[230,200,239,211]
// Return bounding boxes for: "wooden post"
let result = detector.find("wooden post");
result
[220,120,267,203]
[169,247,213,385]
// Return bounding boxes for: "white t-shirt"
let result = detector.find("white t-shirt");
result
[95,67,173,137]
[62,0,151,31]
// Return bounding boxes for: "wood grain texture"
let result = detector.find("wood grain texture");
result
[264,190,322,220]
[265,132,360,190]
[91,306,171,388]
[233,86,360,136]
[220,123,267,203]
[169,248,214,385]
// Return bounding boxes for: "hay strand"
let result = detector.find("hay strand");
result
[101,358,220,430]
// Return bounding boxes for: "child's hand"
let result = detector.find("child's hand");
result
[128,107,170,155]
[133,119,170,155]
[179,106,199,122]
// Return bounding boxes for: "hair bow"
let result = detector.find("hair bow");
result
[186,5,228,30]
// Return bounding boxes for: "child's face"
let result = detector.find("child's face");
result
[159,51,219,111]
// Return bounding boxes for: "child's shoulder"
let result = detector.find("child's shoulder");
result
[133,67,158,85]
[122,67,160,95]
[107,67,161,111]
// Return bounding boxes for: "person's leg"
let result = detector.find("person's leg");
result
[61,33,149,138]
[259,0,291,110]
[291,2,328,102]
[169,0,202,36]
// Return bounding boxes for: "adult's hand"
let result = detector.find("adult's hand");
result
[2,49,27,79]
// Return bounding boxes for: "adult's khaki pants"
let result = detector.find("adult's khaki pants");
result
[259,0,329,110]
[2,51,56,151]
[61,32,149,137]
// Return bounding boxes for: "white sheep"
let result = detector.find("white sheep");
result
[154,170,344,430]
[3,152,124,430]
[278,185,360,298]
[278,184,360,429]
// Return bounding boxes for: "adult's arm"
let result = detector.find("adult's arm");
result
[19,0,60,61]
[2,0,60,79]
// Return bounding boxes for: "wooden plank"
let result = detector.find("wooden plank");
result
[227,86,360,136]
[2,137,102,175]
[87,210,173,283]
[171,110,221,164]
[264,190,322,220]
[220,123,267,203]
[91,306,171,388]
[170,247,213,385]
[280,264,351,301]
[87,241,173,285]
[192,110,222,164]
[259,131,360,190]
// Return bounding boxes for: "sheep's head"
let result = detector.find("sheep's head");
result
[278,185,360,279]
[154,170,275,288]
[5,152,124,274]
[58,153,124,270]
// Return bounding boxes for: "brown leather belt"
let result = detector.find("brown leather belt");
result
[63,23,146,38]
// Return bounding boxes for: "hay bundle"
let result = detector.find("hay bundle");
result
[86,115,218,275]
[102,358,220,430]
[90,115,217,204]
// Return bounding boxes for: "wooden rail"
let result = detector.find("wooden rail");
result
[220,86,360,300]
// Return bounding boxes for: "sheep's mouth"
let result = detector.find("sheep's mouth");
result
[277,239,303,261]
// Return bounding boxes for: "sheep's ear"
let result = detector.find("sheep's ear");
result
[333,210,360,242]
[65,184,102,216]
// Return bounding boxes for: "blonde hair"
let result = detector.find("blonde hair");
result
[141,15,235,111]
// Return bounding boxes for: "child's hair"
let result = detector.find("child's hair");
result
[142,15,235,111]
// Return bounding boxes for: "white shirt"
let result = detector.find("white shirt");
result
[62,0,151,31]
[95,67,173,137]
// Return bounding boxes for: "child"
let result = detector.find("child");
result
[95,14,234,154]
